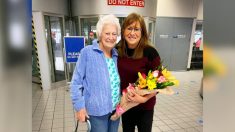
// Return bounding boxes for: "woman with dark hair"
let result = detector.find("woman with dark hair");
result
[117,13,161,132]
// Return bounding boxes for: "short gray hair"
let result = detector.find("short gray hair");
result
[96,14,121,40]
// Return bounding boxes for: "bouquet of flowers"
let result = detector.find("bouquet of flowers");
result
[110,66,179,121]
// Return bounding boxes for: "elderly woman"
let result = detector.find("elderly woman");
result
[70,14,121,132]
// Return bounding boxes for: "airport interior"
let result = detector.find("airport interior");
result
[32,0,203,132]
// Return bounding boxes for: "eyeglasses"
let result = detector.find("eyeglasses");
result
[126,27,142,33]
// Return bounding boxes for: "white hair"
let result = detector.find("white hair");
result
[96,14,121,40]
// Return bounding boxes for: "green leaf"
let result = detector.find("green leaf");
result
[157,82,174,89]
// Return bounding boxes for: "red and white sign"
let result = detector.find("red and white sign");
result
[108,0,145,7]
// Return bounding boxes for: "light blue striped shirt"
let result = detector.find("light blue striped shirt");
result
[70,41,120,116]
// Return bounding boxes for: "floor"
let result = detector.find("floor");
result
[32,70,203,132]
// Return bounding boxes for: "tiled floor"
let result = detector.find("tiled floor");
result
[32,70,203,132]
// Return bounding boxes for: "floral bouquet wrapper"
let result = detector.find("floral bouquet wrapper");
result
[111,67,179,121]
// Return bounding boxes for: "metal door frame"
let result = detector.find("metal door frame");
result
[43,13,68,82]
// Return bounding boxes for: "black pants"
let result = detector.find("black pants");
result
[122,109,154,132]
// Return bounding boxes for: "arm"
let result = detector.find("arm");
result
[70,49,89,121]
[146,46,161,71]
[127,90,158,103]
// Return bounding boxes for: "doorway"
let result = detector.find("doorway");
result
[44,16,65,82]
[148,19,156,45]
[190,21,203,69]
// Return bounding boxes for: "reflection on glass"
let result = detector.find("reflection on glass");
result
[190,22,203,70]
[64,16,77,82]
[194,23,203,51]
[65,16,76,36]
[80,17,98,45]
[44,16,65,82]
[148,20,155,44]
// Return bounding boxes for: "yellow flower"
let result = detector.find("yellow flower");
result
[147,79,156,90]
[161,68,180,86]
[167,76,176,80]
[138,72,147,88]
[147,71,154,79]
[138,72,145,80]
[171,79,179,86]
[138,79,147,88]
[162,68,172,79]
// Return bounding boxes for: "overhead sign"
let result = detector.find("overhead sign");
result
[64,36,85,63]
[108,0,145,7]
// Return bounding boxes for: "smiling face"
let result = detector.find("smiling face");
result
[99,24,118,50]
[124,21,142,49]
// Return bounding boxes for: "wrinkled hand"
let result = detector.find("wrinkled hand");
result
[127,89,158,103]
[76,108,89,122]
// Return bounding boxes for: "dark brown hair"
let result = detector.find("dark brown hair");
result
[118,13,151,59]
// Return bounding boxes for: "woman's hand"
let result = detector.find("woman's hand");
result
[127,90,157,103]
[76,108,89,122]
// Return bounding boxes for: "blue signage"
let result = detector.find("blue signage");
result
[64,36,85,63]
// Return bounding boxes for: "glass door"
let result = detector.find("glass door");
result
[80,17,99,45]
[190,21,203,70]
[64,16,77,82]
[148,19,156,44]
[44,16,65,82]
[80,16,125,45]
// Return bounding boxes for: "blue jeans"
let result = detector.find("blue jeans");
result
[89,112,120,132]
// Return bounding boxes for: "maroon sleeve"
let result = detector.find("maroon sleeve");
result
[144,46,161,71]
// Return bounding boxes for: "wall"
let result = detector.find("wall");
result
[197,0,203,20]
[33,0,69,89]
[187,19,197,69]
[72,0,157,17]
[32,0,69,15]
[156,0,203,69]
[33,12,52,90]
[156,0,200,18]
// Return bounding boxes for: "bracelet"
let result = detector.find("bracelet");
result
[116,104,125,116]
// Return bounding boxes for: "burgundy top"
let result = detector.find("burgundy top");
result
[118,46,161,110]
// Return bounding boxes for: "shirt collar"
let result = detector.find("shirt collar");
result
[92,40,101,51]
